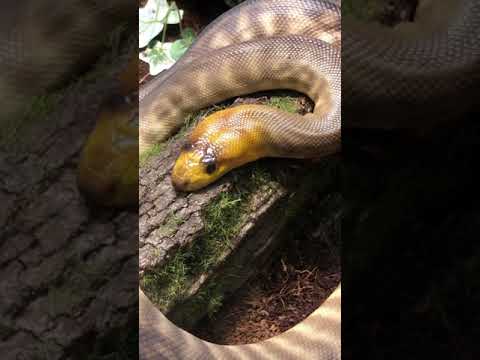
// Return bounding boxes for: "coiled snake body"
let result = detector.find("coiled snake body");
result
[140,0,341,191]
[140,1,342,359]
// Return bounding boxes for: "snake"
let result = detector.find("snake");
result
[343,0,480,130]
[0,0,133,122]
[139,1,342,359]
[139,0,341,191]
[136,0,480,359]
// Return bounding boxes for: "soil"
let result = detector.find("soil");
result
[193,251,340,345]
[192,193,341,345]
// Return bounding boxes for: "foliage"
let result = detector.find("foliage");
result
[139,0,184,47]
[267,96,299,114]
[139,0,196,75]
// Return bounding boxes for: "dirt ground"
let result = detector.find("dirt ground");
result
[192,191,342,345]
[193,250,340,344]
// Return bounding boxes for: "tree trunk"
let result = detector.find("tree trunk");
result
[0,39,137,360]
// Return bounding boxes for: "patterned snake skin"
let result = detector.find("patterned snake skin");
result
[0,0,131,122]
[343,0,480,129]
[140,286,341,360]
[139,0,341,155]
[140,1,342,359]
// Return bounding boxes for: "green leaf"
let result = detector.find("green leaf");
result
[181,27,196,43]
[168,29,195,60]
[140,41,176,75]
[165,2,184,24]
[148,46,169,66]
[170,39,189,60]
[139,0,185,48]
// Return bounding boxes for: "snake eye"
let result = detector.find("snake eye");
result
[205,161,217,174]
[202,155,217,174]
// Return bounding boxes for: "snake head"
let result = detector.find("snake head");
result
[171,106,267,192]
[171,140,226,191]
[77,101,138,207]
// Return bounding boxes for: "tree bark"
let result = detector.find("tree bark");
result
[0,40,137,360]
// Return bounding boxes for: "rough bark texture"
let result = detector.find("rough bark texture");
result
[139,137,231,273]
[0,39,138,360]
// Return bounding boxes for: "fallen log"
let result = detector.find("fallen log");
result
[139,94,340,330]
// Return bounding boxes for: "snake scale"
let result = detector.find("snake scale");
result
[140,1,342,359]
[343,0,480,130]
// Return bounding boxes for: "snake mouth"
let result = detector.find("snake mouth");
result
[171,139,224,192]
[171,165,212,192]
[171,176,193,192]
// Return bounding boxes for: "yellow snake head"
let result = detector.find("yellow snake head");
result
[77,100,139,207]
[171,106,269,191]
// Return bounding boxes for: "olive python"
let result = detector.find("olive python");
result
[139,1,342,359]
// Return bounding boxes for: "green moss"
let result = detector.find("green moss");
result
[157,213,185,237]
[27,93,64,119]
[141,189,245,311]
[0,92,64,150]
[141,251,189,310]
[204,290,224,317]
[140,95,302,317]
[266,96,299,114]
[181,281,225,321]
[1,24,133,152]
[248,163,274,187]
[140,162,275,314]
